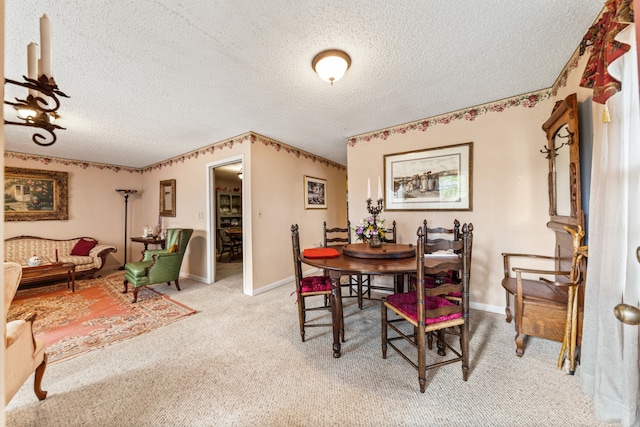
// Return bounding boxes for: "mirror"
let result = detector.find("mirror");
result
[541,93,583,226]
[553,124,572,216]
[159,179,176,217]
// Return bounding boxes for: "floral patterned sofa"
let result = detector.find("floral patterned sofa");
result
[4,236,116,285]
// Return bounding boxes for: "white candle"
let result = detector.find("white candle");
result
[377,176,382,200]
[367,178,371,199]
[27,43,38,97]
[39,14,52,78]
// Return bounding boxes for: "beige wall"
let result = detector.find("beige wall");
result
[137,138,249,284]
[347,95,556,312]
[249,139,347,291]
[4,155,142,271]
[4,134,347,294]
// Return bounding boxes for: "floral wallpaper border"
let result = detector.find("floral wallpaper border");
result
[347,90,553,146]
[4,151,143,174]
[142,132,345,172]
[5,131,345,174]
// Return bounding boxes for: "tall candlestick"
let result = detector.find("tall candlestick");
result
[367,178,371,199]
[39,14,52,78]
[377,176,382,200]
[27,43,38,97]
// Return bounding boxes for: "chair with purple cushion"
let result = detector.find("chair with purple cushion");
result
[291,224,344,343]
[381,222,473,393]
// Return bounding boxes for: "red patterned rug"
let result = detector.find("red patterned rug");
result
[7,272,197,364]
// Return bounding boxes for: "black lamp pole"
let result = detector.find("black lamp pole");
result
[116,189,137,270]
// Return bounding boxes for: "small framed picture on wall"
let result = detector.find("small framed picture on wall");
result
[304,176,327,209]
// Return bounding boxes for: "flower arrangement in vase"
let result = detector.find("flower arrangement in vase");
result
[353,216,387,243]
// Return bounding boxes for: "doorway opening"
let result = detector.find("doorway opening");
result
[207,158,244,288]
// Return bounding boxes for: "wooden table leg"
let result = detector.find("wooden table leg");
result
[330,270,343,358]
[69,266,76,292]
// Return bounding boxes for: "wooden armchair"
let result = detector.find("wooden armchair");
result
[4,262,47,404]
[501,226,587,373]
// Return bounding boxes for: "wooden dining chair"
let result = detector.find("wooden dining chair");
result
[218,229,242,261]
[381,223,473,393]
[291,224,344,343]
[323,221,360,301]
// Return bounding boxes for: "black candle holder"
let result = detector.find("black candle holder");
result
[366,198,384,247]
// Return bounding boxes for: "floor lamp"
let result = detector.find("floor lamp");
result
[116,189,137,270]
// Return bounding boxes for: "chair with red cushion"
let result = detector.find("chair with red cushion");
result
[381,222,473,393]
[291,224,344,343]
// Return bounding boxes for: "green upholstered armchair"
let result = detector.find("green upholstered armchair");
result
[123,228,193,303]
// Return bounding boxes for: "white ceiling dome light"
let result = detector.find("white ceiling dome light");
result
[312,49,351,85]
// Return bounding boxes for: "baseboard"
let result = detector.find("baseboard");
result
[181,272,208,284]
[470,302,504,315]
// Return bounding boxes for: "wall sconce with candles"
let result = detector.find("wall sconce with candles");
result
[4,14,69,146]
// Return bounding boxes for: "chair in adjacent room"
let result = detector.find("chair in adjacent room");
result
[292,224,344,343]
[4,262,48,405]
[123,228,194,303]
[218,228,242,261]
[381,223,473,393]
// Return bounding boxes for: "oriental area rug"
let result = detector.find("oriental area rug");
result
[7,272,197,365]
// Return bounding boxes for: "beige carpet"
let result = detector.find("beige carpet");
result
[6,265,614,426]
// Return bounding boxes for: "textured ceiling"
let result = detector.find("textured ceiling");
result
[4,1,603,168]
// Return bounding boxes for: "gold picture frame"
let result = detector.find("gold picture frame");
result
[4,167,69,221]
[159,179,176,217]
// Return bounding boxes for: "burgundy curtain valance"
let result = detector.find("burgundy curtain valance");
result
[580,0,634,104]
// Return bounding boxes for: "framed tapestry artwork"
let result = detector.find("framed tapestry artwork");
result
[383,142,473,211]
[4,167,69,221]
[304,175,327,209]
[159,179,176,217]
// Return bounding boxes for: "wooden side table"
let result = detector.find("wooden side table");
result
[130,237,166,260]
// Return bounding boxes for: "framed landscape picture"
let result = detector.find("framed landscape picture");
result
[4,167,69,221]
[304,175,327,209]
[384,142,472,211]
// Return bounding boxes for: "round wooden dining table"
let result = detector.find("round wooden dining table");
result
[301,242,459,358]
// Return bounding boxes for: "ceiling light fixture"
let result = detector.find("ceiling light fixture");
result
[312,49,351,85]
[4,14,69,146]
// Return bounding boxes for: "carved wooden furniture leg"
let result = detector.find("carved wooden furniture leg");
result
[330,270,343,358]
[381,298,388,359]
[132,288,139,303]
[436,330,446,356]
[515,271,525,357]
[122,280,129,294]
[34,353,48,401]
[505,290,512,323]
[461,323,470,380]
